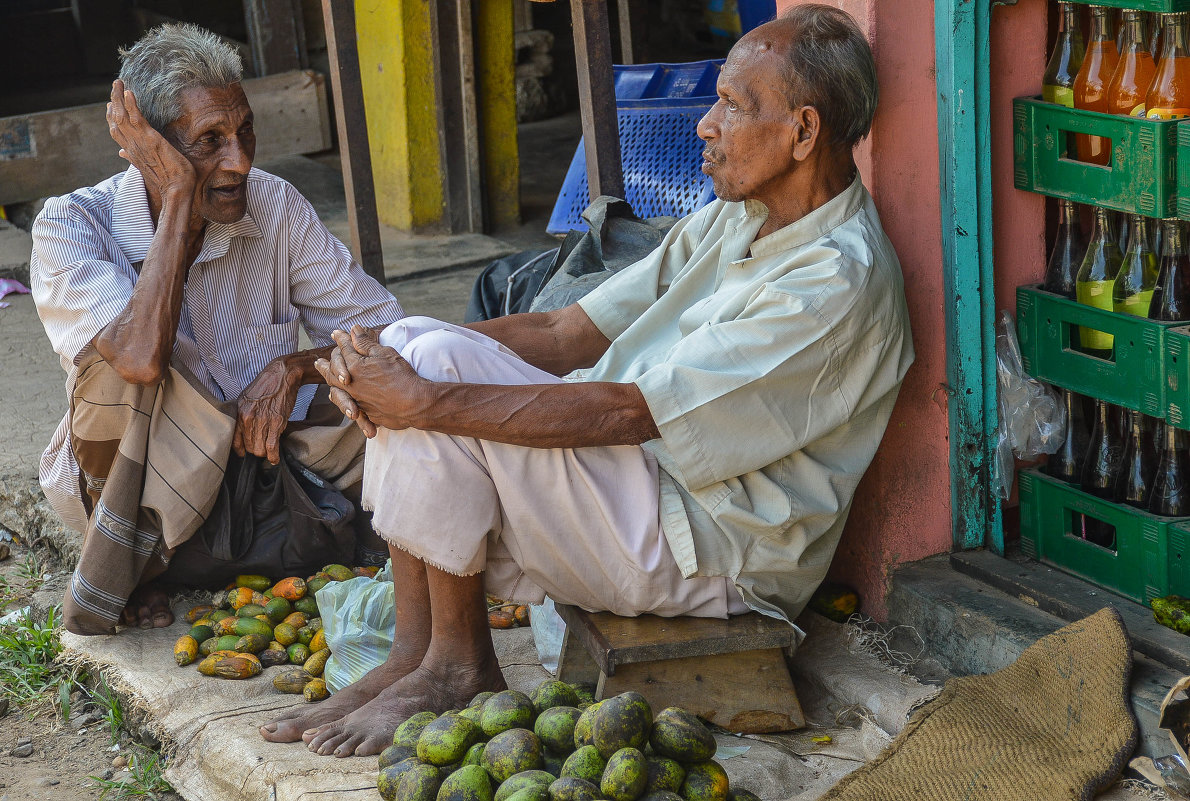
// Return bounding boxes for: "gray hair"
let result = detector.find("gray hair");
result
[118,23,243,132]
[776,5,878,147]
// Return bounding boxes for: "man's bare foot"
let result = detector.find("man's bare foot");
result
[259,650,422,743]
[303,658,507,758]
[119,585,173,629]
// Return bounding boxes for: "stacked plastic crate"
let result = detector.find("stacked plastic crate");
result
[1014,0,1190,604]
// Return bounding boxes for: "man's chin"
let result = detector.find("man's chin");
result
[200,199,248,225]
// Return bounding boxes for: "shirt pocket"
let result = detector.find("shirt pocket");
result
[240,317,300,390]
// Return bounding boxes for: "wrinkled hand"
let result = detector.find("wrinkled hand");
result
[233,359,301,464]
[315,325,427,438]
[107,79,196,202]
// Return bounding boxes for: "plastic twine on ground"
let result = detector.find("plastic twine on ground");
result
[0,278,29,309]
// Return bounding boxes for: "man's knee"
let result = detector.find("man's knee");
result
[382,319,489,383]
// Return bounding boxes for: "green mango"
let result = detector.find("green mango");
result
[494,770,555,801]
[559,745,605,785]
[644,758,685,794]
[572,702,603,749]
[648,708,715,764]
[379,743,416,769]
[534,706,581,755]
[377,757,422,801]
[417,714,483,766]
[600,747,647,801]
[680,762,729,801]
[398,761,444,801]
[547,777,600,801]
[462,742,487,767]
[481,728,544,783]
[591,693,652,758]
[394,711,440,747]
[531,680,580,714]
[437,764,495,801]
[481,689,536,737]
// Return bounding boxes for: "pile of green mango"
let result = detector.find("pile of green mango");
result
[375,683,761,801]
[1153,595,1190,634]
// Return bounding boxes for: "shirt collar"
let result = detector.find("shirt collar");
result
[744,174,867,259]
[110,165,264,265]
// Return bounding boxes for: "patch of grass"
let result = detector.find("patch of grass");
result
[91,745,174,800]
[17,549,41,585]
[91,676,125,744]
[0,606,65,706]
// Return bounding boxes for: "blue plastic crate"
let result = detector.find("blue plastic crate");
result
[613,60,722,101]
[548,61,724,235]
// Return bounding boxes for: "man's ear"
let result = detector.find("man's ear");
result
[791,105,821,162]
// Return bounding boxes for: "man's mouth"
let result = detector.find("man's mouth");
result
[211,183,246,200]
[701,150,721,171]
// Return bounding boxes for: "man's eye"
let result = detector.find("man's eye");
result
[727,101,739,112]
[239,123,254,135]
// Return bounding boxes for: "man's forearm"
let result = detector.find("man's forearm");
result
[412,379,659,449]
[92,190,196,384]
[465,306,610,377]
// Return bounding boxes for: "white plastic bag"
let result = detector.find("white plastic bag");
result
[319,560,394,693]
[529,598,567,675]
[995,310,1065,498]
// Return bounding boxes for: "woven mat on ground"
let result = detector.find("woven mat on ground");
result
[822,607,1138,801]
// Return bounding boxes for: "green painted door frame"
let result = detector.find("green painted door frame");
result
[935,0,1010,554]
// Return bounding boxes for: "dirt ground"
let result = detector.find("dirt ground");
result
[0,539,182,801]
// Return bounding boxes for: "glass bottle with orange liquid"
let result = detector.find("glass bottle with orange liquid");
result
[1074,6,1120,164]
[1146,12,1190,120]
[1107,10,1156,116]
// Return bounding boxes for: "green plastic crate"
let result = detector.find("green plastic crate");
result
[1164,326,1190,428]
[1064,0,1190,9]
[1019,469,1190,604]
[1013,96,1184,218]
[1016,284,1175,416]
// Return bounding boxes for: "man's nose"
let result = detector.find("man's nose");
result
[221,138,252,175]
[697,102,721,141]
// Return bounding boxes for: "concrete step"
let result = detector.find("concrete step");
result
[887,553,1183,759]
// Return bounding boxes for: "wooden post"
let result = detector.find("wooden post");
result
[935,0,1001,552]
[570,0,624,202]
[244,0,306,76]
[321,0,385,284]
[616,0,646,64]
[434,0,485,233]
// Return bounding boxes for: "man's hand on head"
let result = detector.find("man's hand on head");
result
[107,79,197,203]
[233,359,302,464]
[315,325,428,438]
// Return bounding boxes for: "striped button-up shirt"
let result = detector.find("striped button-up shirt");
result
[30,165,404,532]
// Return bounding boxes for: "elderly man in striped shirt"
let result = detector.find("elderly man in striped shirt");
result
[29,24,403,634]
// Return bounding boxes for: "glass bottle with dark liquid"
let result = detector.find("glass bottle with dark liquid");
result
[1115,409,1157,510]
[1043,199,1088,298]
[1151,423,1190,516]
[1152,219,1190,321]
[1082,399,1125,545]
[1047,387,1091,484]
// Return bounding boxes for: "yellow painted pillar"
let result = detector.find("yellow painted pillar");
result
[475,0,520,228]
[355,0,445,231]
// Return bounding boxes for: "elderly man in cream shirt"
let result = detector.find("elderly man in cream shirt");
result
[261,4,914,759]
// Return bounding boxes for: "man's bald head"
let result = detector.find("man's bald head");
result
[739,5,877,148]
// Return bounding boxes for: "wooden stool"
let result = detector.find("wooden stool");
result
[554,605,805,734]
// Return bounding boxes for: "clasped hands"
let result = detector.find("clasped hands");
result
[314,326,428,438]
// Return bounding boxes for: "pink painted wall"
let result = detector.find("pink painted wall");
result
[774,0,1047,617]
